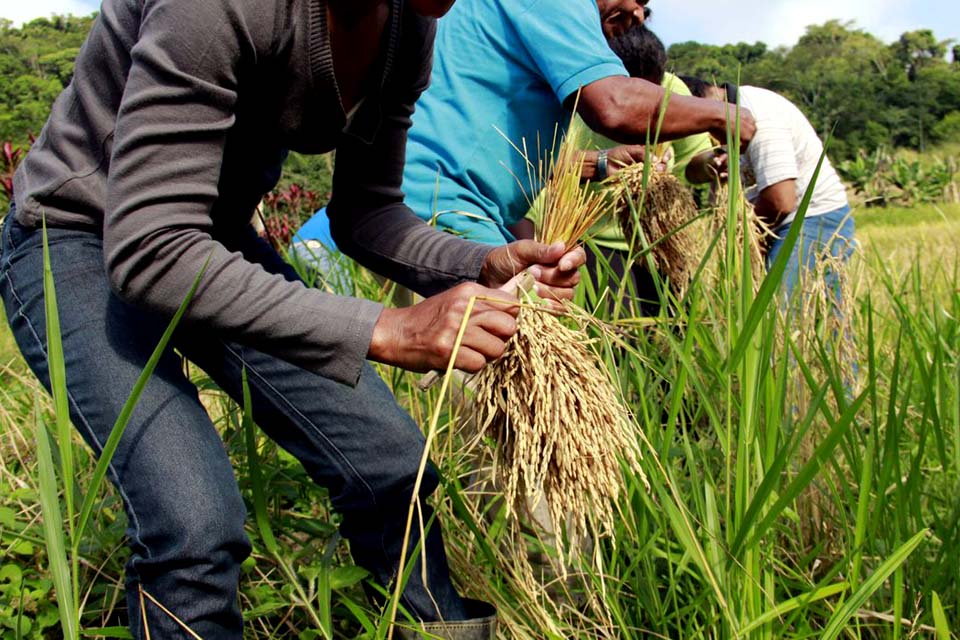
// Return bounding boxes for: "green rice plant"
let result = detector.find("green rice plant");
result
[3,137,960,640]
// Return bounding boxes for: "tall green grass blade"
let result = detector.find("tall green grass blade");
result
[738,391,867,553]
[40,219,75,550]
[931,591,952,640]
[34,400,78,640]
[80,627,134,638]
[39,216,83,615]
[74,256,210,545]
[891,539,905,639]
[728,383,829,559]
[739,582,848,635]
[315,537,336,640]
[241,368,279,556]
[820,529,928,640]
[724,152,826,373]
[338,596,376,636]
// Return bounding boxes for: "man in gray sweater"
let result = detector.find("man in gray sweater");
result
[0,0,584,637]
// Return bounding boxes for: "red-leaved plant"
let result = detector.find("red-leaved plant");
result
[258,183,324,248]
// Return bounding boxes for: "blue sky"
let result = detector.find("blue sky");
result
[2,0,958,48]
[651,0,958,47]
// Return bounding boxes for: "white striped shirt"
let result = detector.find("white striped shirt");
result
[739,86,849,229]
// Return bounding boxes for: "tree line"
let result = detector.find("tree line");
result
[668,21,960,159]
[1,15,958,162]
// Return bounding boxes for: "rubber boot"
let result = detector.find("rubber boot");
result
[394,599,497,640]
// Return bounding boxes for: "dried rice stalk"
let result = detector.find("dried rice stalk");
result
[471,130,646,565]
[472,301,645,561]
[710,182,769,288]
[607,163,703,294]
[530,128,609,249]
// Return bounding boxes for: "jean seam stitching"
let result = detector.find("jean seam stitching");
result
[0,268,150,566]
[224,342,379,506]
[224,343,429,615]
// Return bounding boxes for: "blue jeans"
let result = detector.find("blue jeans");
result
[0,212,467,638]
[766,205,856,306]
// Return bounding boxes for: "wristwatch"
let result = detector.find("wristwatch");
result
[596,149,609,180]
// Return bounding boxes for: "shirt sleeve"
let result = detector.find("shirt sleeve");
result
[103,0,384,387]
[746,121,799,193]
[502,0,628,103]
[327,13,494,296]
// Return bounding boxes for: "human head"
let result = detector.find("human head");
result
[677,75,726,101]
[609,24,666,85]
[596,0,649,39]
[407,0,457,17]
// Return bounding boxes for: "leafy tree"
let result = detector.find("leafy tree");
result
[667,20,960,159]
[893,29,952,79]
[0,15,96,142]
[932,112,960,144]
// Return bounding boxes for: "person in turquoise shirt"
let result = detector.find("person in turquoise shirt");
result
[533,25,717,314]
[402,0,756,246]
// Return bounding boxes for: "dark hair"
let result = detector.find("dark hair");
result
[609,24,666,85]
[677,75,711,98]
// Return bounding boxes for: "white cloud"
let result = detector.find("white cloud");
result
[1,0,99,27]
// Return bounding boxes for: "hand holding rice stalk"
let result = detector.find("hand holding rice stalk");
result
[471,132,648,564]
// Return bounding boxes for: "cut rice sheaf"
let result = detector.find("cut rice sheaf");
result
[472,300,645,559]
[471,131,648,564]
[608,164,703,295]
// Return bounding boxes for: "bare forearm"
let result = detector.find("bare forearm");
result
[576,76,755,149]
[579,150,601,180]
[754,180,799,228]
[578,77,724,143]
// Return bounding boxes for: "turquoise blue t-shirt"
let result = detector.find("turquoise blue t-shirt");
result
[402,0,628,246]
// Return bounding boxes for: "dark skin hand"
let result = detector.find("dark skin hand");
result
[580,145,646,180]
[370,242,586,373]
[370,282,521,374]
[686,149,728,184]
[480,241,585,304]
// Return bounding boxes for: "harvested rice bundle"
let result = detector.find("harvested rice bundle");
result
[471,134,646,562]
[711,182,769,287]
[607,162,703,293]
[472,300,643,557]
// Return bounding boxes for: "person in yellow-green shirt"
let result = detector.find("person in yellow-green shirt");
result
[519,25,717,315]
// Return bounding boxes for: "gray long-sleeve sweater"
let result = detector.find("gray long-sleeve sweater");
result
[13,0,492,386]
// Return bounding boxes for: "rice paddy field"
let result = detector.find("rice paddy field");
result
[1,200,958,639]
